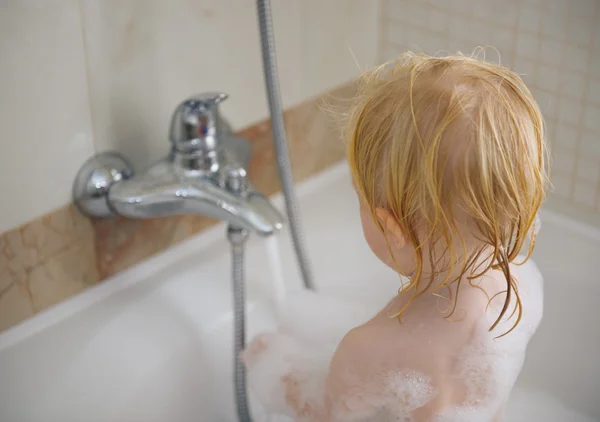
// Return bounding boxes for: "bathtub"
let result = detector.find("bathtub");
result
[0,162,598,422]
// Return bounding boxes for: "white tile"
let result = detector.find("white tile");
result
[537,66,560,92]
[406,27,427,52]
[594,21,600,51]
[581,131,600,157]
[428,7,449,32]
[590,54,600,79]
[469,20,492,45]
[445,39,467,55]
[544,119,557,142]
[540,9,568,39]
[440,37,456,53]
[518,5,541,31]
[420,33,448,55]
[573,181,596,208]
[481,45,504,65]
[566,15,594,47]
[588,79,600,106]
[550,173,572,197]
[533,89,558,118]
[382,45,403,63]
[82,0,262,167]
[570,0,597,19]
[552,149,576,173]
[514,57,537,82]
[560,72,587,101]
[583,106,600,133]
[386,22,409,46]
[448,15,471,41]
[555,123,580,148]
[472,2,493,20]
[449,0,474,14]
[455,40,480,57]
[558,99,584,125]
[489,1,519,27]
[539,39,564,66]
[0,0,94,231]
[546,1,569,13]
[385,0,408,22]
[82,0,379,169]
[491,27,515,57]
[564,45,589,73]
[302,0,381,90]
[404,0,429,24]
[516,32,538,58]
[577,157,600,183]
[428,0,452,10]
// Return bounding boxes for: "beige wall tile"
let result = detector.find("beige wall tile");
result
[28,237,98,312]
[0,0,95,232]
[0,283,34,332]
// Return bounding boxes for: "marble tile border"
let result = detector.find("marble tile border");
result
[0,82,355,333]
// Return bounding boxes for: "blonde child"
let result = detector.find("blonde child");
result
[243,52,548,422]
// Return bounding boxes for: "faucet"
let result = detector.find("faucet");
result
[73,92,284,236]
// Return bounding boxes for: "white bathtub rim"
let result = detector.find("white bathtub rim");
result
[538,208,600,244]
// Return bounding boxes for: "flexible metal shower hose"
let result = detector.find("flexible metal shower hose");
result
[229,3,317,420]
[231,231,253,422]
[256,0,315,291]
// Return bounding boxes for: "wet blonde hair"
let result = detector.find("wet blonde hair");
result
[346,52,549,336]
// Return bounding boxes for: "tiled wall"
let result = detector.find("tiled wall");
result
[381,0,600,217]
[0,0,379,233]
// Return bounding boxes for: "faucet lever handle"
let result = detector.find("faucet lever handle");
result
[189,92,228,106]
[169,91,229,154]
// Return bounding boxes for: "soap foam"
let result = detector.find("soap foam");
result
[383,370,437,420]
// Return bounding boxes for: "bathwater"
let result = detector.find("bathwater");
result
[264,236,287,315]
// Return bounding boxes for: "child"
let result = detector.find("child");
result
[243,52,548,421]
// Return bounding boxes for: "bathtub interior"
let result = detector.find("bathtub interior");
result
[516,217,600,419]
[0,162,599,421]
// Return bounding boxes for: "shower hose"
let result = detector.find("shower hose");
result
[256,0,315,291]
[228,226,252,422]
[229,1,317,420]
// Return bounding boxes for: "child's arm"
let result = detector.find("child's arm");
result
[244,327,385,421]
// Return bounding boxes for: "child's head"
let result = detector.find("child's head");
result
[346,52,548,330]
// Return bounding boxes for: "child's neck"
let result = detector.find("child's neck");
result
[397,250,502,300]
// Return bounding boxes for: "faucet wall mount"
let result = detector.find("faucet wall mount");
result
[73,92,284,237]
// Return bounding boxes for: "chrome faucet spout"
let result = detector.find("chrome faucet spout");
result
[73,92,283,237]
[106,160,283,236]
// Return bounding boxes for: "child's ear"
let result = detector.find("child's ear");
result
[375,208,407,248]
